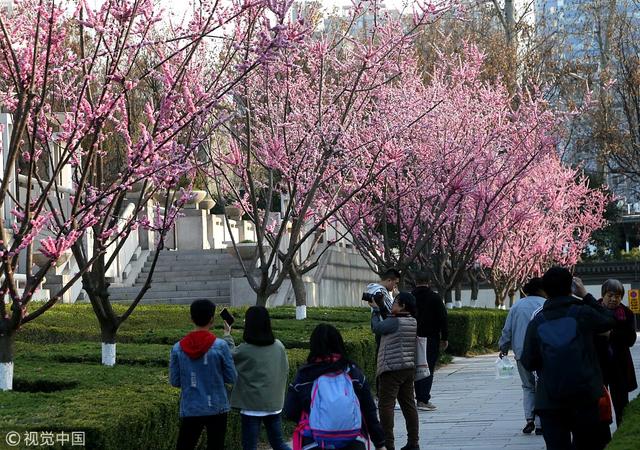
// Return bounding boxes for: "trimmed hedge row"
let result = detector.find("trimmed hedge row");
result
[18,304,506,357]
[4,306,378,450]
[3,305,506,449]
[447,308,508,355]
[608,395,640,449]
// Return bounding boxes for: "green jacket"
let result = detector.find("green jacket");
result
[222,336,289,411]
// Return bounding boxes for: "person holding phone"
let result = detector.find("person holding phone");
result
[222,306,291,450]
[169,299,236,450]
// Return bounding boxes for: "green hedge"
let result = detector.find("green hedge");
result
[446,308,508,355]
[2,304,501,449]
[607,395,640,449]
[0,359,179,450]
[4,305,378,450]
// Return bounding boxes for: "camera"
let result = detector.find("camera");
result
[362,291,384,303]
[362,291,388,318]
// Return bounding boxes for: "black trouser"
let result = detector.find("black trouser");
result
[414,336,439,403]
[609,382,629,426]
[176,413,227,450]
[375,333,381,396]
[538,403,606,450]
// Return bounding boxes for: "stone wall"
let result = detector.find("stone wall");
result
[231,246,379,307]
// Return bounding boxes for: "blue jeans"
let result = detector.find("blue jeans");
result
[240,413,291,450]
[516,359,539,425]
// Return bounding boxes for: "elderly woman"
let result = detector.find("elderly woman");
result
[595,279,637,426]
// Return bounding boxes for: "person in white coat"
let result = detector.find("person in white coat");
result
[498,277,546,435]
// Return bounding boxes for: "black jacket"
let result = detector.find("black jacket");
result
[413,286,448,340]
[520,294,615,411]
[595,302,638,393]
[283,359,385,447]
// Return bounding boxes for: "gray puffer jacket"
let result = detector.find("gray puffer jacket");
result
[372,310,417,377]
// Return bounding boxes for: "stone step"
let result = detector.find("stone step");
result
[156,249,229,257]
[111,296,230,305]
[137,273,238,283]
[150,254,239,262]
[114,280,230,292]
[142,263,242,272]
[149,251,239,258]
[139,265,241,274]
[109,288,230,301]
[109,289,231,300]
[138,267,242,281]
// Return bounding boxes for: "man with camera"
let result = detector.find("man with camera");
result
[362,268,401,319]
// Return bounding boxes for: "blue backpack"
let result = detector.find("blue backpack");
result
[537,305,592,401]
[293,370,363,449]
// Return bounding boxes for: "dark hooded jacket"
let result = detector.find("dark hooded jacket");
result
[520,294,615,411]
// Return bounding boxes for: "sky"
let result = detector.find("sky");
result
[82,0,424,20]
[308,0,421,13]
[165,0,420,15]
[325,0,415,8]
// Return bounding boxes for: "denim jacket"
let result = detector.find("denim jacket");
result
[170,338,237,417]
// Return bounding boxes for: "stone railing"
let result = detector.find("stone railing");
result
[104,202,142,283]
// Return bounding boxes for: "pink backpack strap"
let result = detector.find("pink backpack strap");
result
[292,412,310,450]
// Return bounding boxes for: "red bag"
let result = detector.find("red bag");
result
[598,386,613,424]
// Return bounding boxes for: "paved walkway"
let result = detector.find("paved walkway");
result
[393,334,640,449]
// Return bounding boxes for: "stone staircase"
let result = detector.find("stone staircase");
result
[108,249,241,305]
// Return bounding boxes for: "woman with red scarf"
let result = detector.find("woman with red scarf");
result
[595,279,638,426]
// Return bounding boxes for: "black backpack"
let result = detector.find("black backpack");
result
[536,305,593,401]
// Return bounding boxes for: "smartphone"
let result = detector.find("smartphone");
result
[220,308,235,326]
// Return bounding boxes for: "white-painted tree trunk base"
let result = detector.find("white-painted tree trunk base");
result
[470,299,477,308]
[446,302,453,310]
[102,343,116,366]
[295,305,307,320]
[454,300,463,308]
[0,362,13,391]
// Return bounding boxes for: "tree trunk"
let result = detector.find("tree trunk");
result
[99,319,119,367]
[444,289,453,309]
[454,282,462,308]
[470,272,479,308]
[0,331,15,391]
[494,288,505,308]
[288,266,307,320]
[256,291,269,307]
[508,290,516,308]
[504,0,515,44]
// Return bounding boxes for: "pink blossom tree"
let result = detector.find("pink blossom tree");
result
[0,0,294,387]
[204,1,453,313]
[478,157,609,308]
[342,45,599,305]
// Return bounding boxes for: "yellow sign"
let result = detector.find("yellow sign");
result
[629,289,640,314]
